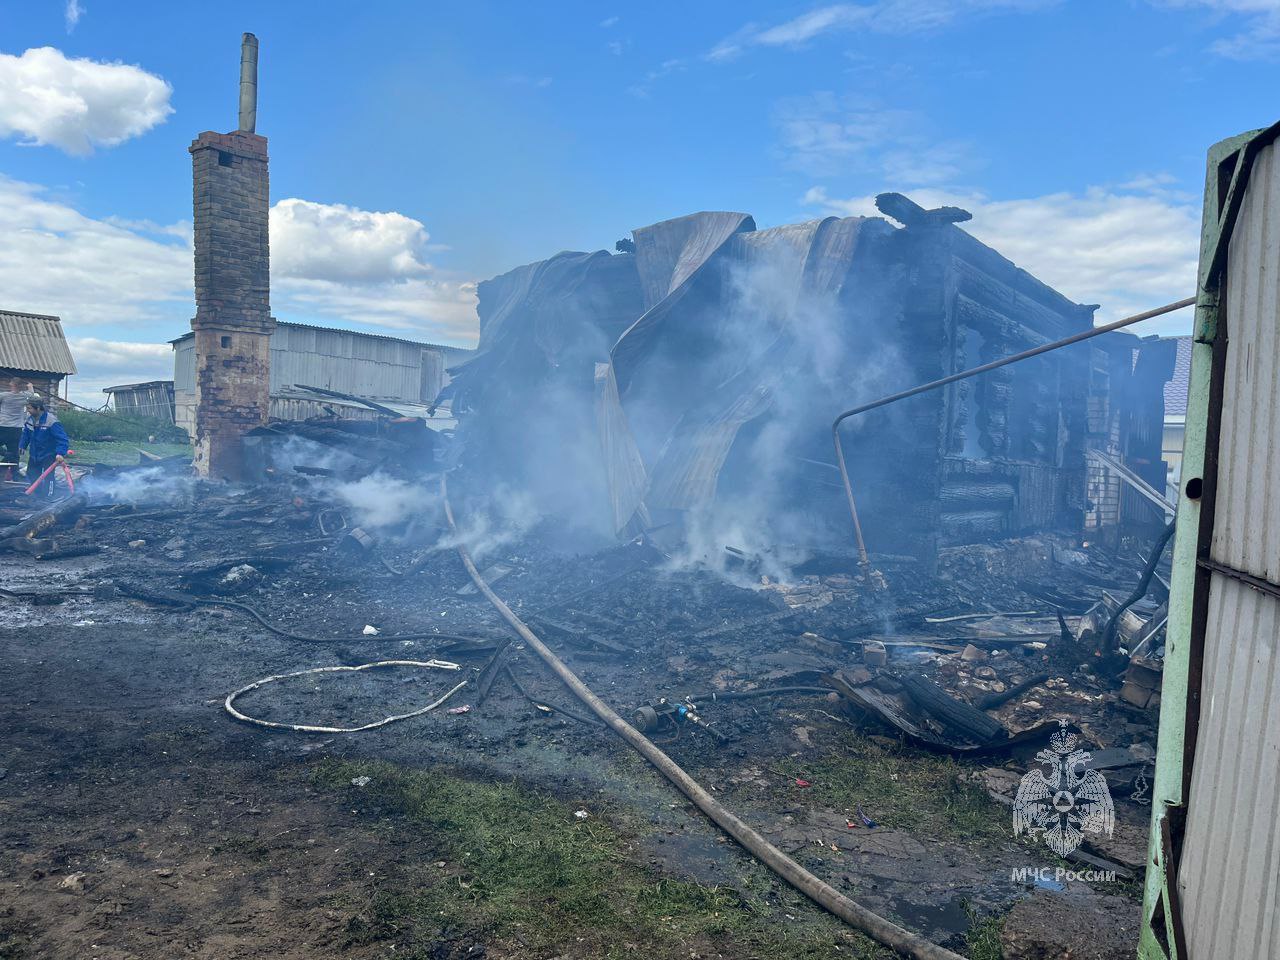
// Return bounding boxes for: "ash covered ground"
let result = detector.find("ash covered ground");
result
[0,466,1155,959]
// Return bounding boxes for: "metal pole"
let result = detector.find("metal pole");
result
[832,295,1197,565]
[238,32,258,133]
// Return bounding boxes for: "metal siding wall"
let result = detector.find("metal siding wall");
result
[419,350,445,401]
[1178,140,1280,960]
[268,327,422,400]
[173,341,196,437]
[268,397,380,422]
[174,341,196,392]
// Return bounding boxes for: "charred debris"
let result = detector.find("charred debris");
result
[1,192,1179,952]
[3,191,1175,779]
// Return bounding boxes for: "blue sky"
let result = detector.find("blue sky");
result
[0,0,1276,401]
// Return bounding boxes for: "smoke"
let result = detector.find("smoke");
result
[434,484,542,563]
[451,220,909,580]
[450,252,633,555]
[81,465,198,504]
[663,497,809,588]
[329,469,542,563]
[655,225,906,580]
[261,434,366,477]
[333,472,438,531]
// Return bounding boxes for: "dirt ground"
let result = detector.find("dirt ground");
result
[0,485,1158,959]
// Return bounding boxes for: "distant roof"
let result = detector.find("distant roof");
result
[1164,335,1193,417]
[169,320,476,355]
[0,310,77,375]
[103,380,174,393]
[272,386,455,426]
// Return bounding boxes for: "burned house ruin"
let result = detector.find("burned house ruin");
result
[447,194,1173,564]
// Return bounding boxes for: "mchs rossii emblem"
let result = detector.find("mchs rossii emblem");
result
[1013,720,1115,856]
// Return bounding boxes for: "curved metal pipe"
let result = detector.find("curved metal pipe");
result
[831,296,1196,563]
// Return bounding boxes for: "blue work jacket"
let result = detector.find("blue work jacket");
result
[19,411,70,462]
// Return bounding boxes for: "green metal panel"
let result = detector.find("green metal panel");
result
[1139,121,1280,960]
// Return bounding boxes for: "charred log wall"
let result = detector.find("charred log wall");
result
[860,205,1097,555]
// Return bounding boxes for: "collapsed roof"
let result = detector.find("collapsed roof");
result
[447,195,1115,559]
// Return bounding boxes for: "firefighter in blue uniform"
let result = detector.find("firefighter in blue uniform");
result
[19,396,69,499]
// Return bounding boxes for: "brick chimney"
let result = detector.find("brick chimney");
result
[189,32,272,480]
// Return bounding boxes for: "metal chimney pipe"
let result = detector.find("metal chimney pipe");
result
[238,32,258,133]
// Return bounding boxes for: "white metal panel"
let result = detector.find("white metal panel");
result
[1209,143,1280,584]
[268,324,425,401]
[1179,578,1280,960]
[173,340,196,392]
[1178,139,1280,960]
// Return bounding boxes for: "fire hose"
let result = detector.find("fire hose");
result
[441,473,964,960]
[224,660,467,733]
[831,296,1197,567]
[24,457,76,496]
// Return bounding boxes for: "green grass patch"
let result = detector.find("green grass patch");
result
[70,439,192,466]
[315,758,894,960]
[782,733,1009,845]
[964,904,1004,960]
[58,407,188,444]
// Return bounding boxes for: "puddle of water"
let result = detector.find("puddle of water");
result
[892,894,972,941]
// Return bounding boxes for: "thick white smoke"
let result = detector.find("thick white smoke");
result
[333,472,438,531]
[81,464,198,504]
[655,230,905,584]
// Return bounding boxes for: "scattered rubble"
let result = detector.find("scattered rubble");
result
[0,451,1172,959]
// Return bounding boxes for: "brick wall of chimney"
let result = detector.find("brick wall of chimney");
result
[189,129,273,480]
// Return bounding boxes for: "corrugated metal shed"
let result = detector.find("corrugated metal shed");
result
[171,320,470,437]
[268,323,425,400]
[0,310,77,375]
[103,380,175,422]
[1141,123,1280,960]
[1175,137,1280,960]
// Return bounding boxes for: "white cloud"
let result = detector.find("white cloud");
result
[1150,0,1280,58]
[0,174,192,326]
[272,276,480,345]
[708,1,1056,60]
[69,338,172,370]
[775,92,972,184]
[627,58,688,98]
[0,47,172,155]
[65,0,84,33]
[600,15,620,28]
[0,174,191,403]
[0,176,478,401]
[803,183,1199,331]
[270,199,434,284]
[66,338,173,402]
[269,198,479,342]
